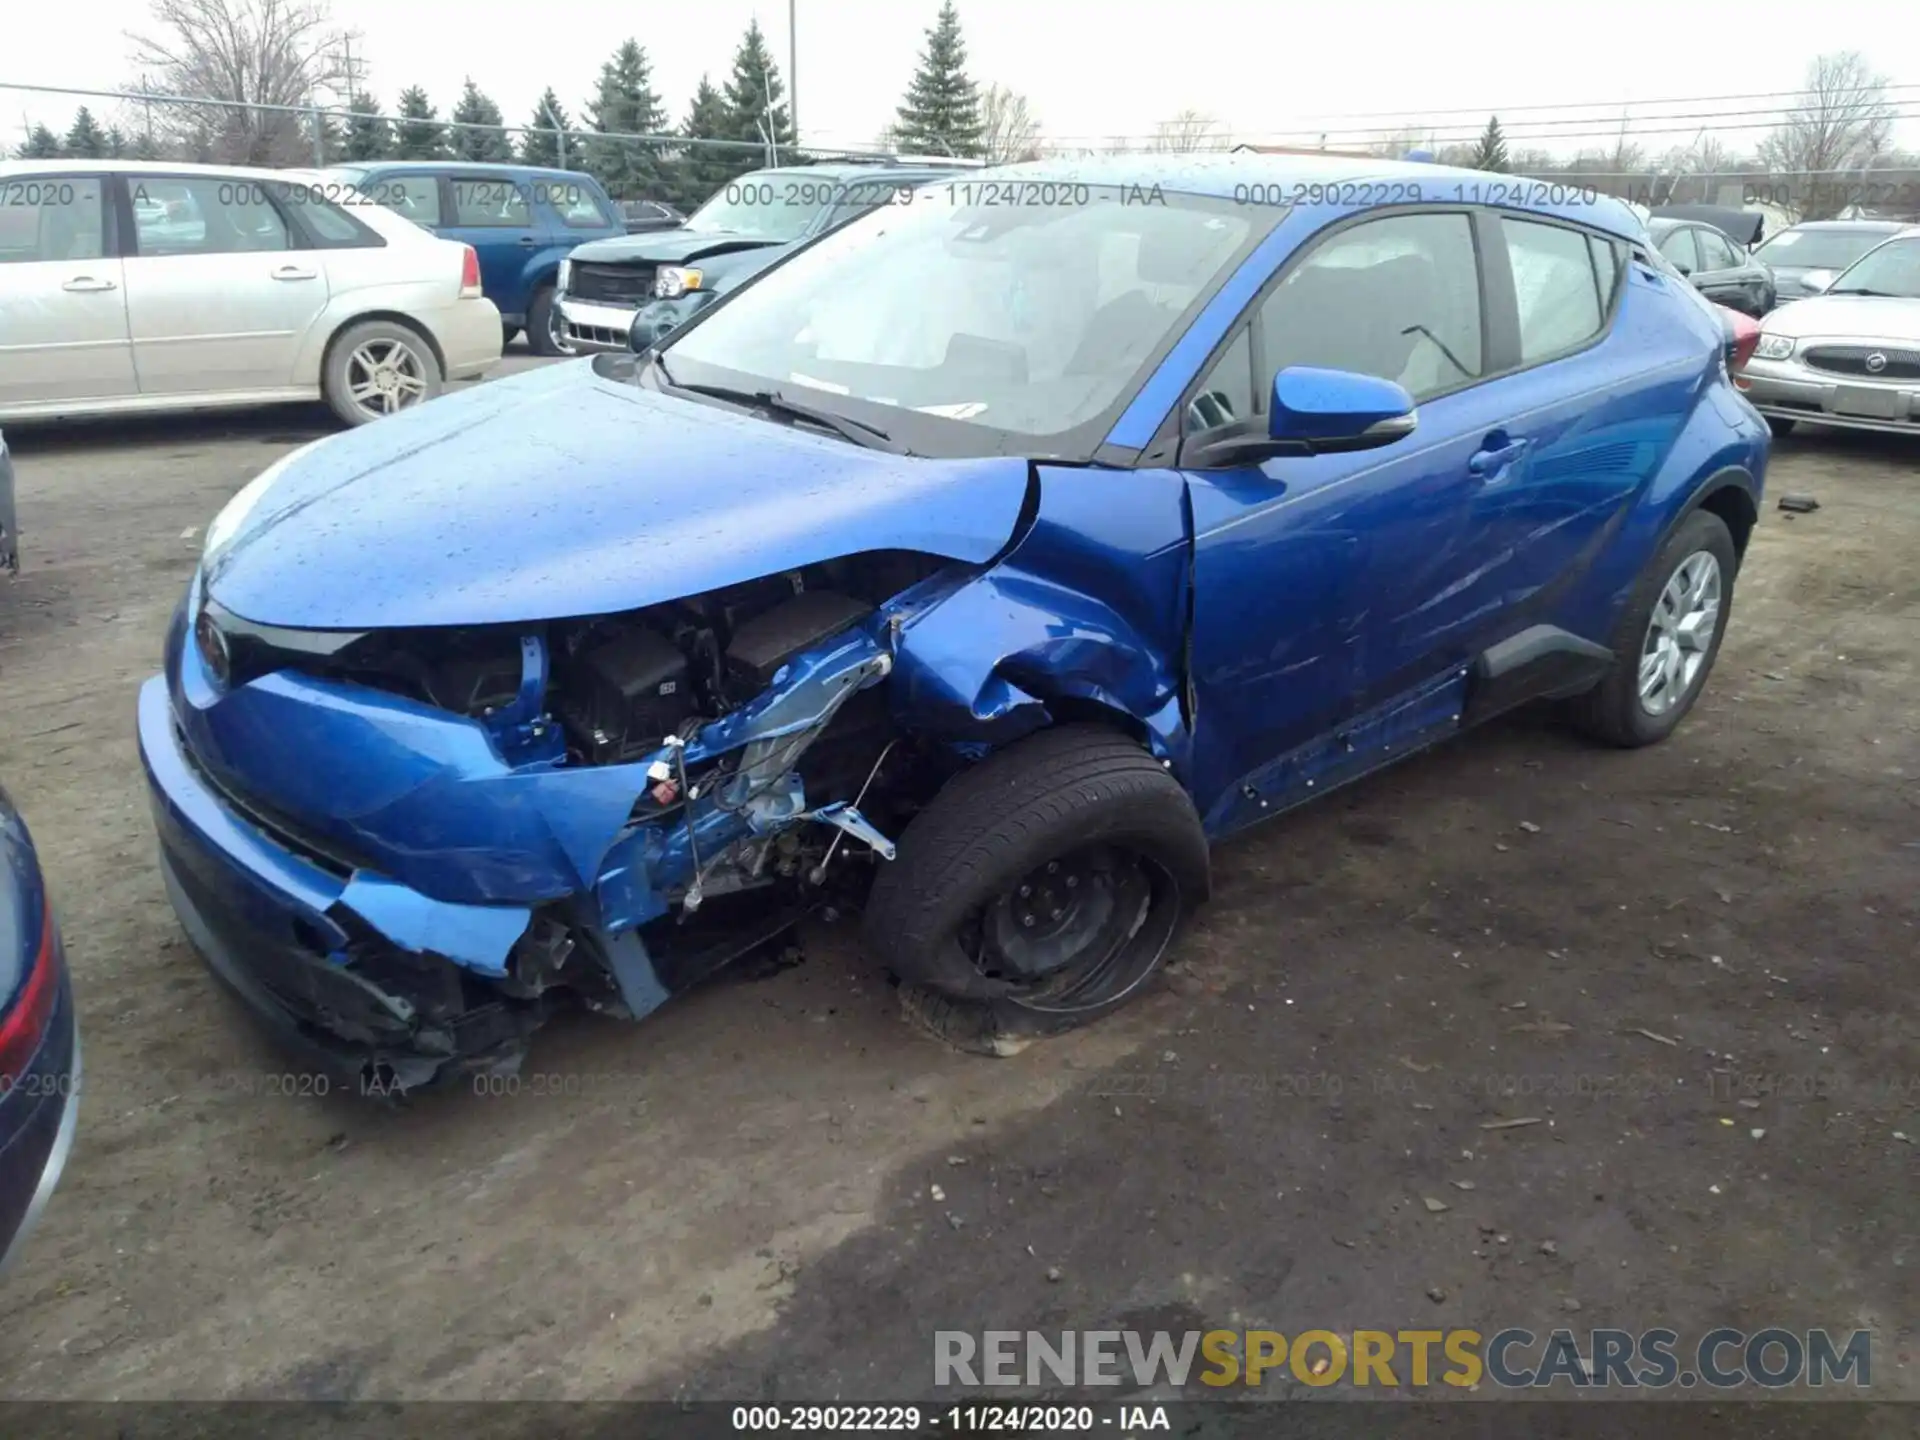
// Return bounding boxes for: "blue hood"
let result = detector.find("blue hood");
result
[204,361,1032,630]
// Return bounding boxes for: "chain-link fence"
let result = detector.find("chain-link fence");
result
[1,81,911,214]
[10,81,1920,224]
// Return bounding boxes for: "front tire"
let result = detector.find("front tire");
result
[321,319,443,428]
[863,725,1210,1054]
[526,286,574,357]
[1566,508,1738,748]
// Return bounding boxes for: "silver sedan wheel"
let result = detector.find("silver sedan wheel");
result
[1639,550,1722,716]
[344,337,430,419]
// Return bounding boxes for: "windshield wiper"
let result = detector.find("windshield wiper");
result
[1826,287,1900,297]
[674,381,904,453]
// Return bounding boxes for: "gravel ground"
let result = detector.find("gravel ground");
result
[0,367,1913,1401]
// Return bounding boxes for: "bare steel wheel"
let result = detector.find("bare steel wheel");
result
[322,320,443,427]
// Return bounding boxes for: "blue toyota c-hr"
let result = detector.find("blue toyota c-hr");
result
[138,154,1769,1088]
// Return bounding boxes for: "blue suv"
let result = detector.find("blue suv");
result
[141,155,1768,1088]
[325,162,625,354]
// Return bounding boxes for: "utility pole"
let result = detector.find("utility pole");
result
[788,0,798,147]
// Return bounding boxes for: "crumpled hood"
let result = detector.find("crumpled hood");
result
[203,360,1031,630]
[567,228,784,268]
[1761,293,1920,340]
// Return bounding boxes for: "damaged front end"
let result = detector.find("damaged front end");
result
[139,550,969,1092]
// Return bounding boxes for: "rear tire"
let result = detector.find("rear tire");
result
[525,286,573,357]
[1566,508,1737,748]
[1766,416,1797,438]
[863,725,1210,1055]
[321,319,443,428]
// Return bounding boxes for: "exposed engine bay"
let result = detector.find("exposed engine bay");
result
[192,551,967,1086]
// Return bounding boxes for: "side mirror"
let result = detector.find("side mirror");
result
[1799,269,1834,295]
[629,314,659,356]
[1185,367,1416,468]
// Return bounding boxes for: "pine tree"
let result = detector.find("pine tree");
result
[893,1,983,158]
[130,128,163,161]
[676,76,739,210]
[584,40,668,199]
[719,19,793,163]
[312,110,346,164]
[450,78,514,163]
[63,106,108,159]
[17,123,62,159]
[1469,115,1509,174]
[394,86,447,160]
[343,94,392,162]
[518,90,573,168]
[103,126,130,158]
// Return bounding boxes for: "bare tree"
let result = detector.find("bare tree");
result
[1758,51,1896,218]
[128,0,352,165]
[979,84,1041,164]
[1149,109,1226,153]
[1365,127,1429,159]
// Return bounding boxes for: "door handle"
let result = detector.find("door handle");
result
[517,236,537,248]
[272,265,318,281]
[1469,438,1530,479]
[61,276,116,292]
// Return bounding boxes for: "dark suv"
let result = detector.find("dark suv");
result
[557,161,969,353]
[326,162,625,354]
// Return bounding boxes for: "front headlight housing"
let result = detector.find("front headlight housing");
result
[654,265,704,300]
[557,257,572,294]
[1755,334,1796,361]
[203,439,324,560]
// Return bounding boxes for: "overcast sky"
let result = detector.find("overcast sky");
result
[5,0,1919,158]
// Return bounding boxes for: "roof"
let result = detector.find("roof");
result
[330,159,592,181]
[1780,219,1908,232]
[976,152,1647,242]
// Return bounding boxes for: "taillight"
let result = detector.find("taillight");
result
[459,245,482,297]
[0,895,58,1084]
[1718,305,1760,380]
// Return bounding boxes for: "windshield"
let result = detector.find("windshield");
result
[660,186,1259,455]
[685,173,836,241]
[1757,228,1900,272]
[1828,237,1920,297]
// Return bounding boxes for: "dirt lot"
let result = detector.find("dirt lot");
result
[0,370,1913,1401]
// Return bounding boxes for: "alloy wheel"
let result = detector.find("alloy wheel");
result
[1639,550,1722,716]
[344,338,429,419]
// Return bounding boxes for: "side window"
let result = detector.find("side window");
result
[1256,212,1483,402]
[1186,327,1254,433]
[1656,226,1699,273]
[0,176,104,263]
[1590,234,1621,309]
[549,183,613,229]
[294,196,383,248]
[129,176,289,257]
[1696,228,1739,271]
[366,174,441,227]
[450,178,531,227]
[1501,217,1605,363]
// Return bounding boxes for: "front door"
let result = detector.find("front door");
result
[0,174,134,409]
[120,173,330,395]
[442,174,541,318]
[1178,210,1502,829]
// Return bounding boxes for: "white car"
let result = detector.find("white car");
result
[0,160,502,427]
[1740,226,1920,438]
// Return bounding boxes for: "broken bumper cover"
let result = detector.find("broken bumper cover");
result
[137,676,573,1090]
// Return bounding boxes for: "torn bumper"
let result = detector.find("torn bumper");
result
[137,677,561,1091]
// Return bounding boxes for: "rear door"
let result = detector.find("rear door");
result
[442,173,541,316]
[0,173,135,408]
[119,173,331,395]
[1655,224,1701,281]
